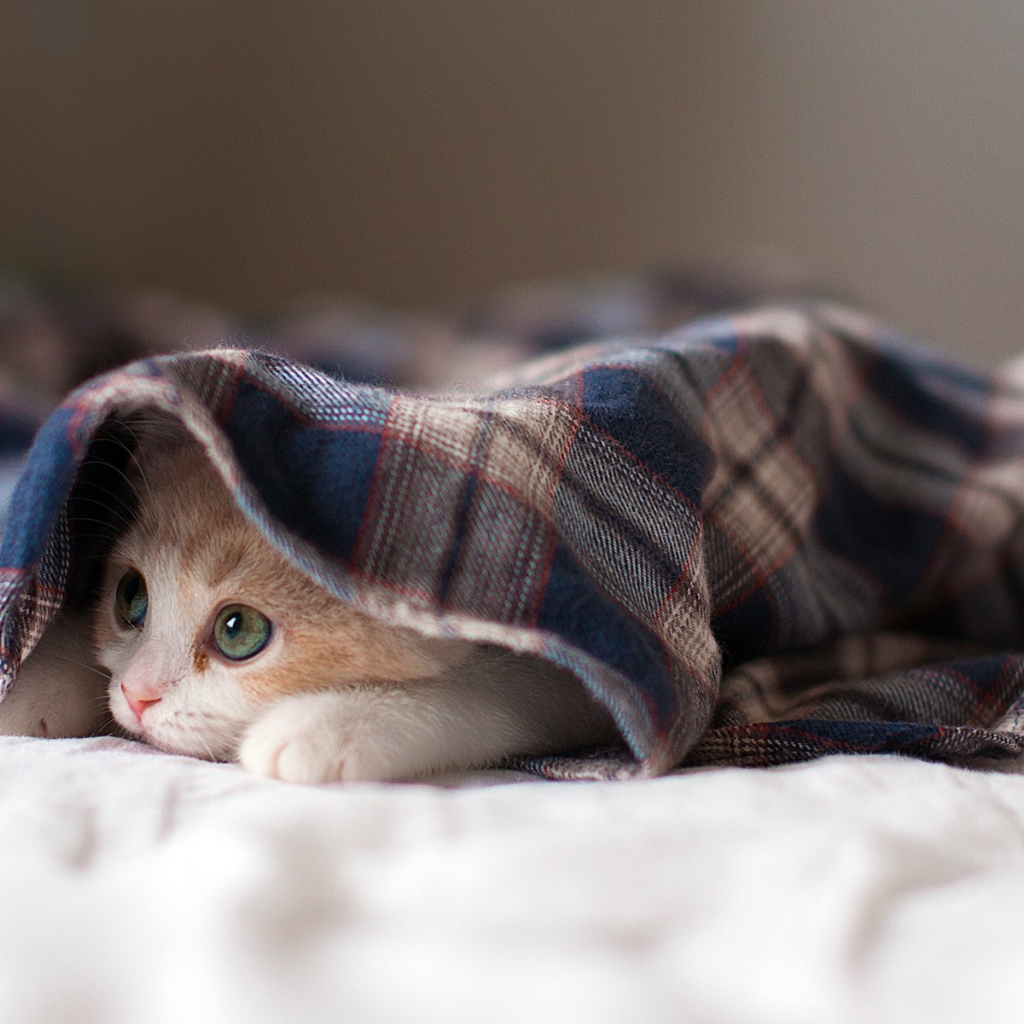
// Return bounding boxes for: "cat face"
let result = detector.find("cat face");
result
[97,546,275,759]
[93,435,462,761]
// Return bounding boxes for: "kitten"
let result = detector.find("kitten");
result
[2,426,615,782]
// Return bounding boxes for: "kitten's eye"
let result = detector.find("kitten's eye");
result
[115,568,148,628]
[213,605,272,661]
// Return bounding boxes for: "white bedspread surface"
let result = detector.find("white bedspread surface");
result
[1,738,1022,1024]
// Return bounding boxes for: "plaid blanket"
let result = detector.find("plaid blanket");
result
[2,279,1024,779]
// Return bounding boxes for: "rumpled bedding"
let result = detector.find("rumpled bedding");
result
[3,276,1024,777]
[2,737,1023,1024]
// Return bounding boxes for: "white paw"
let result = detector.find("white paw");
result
[238,689,397,784]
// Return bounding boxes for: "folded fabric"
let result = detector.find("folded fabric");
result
[3,301,1024,779]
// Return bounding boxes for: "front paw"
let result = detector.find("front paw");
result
[238,689,398,784]
[239,693,347,783]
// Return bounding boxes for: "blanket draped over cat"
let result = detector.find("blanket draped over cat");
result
[2,300,1024,779]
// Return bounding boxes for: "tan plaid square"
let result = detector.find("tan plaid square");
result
[554,421,702,625]
[655,544,719,681]
[703,366,816,578]
[481,399,583,519]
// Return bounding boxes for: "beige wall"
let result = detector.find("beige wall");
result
[3,2,1023,359]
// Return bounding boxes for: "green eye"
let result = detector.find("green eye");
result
[213,605,272,661]
[115,568,148,628]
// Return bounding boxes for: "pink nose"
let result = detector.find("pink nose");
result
[121,682,162,722]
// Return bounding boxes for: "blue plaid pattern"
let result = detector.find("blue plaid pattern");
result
[3,301,1024,779]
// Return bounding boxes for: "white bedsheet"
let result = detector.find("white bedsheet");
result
[0,738,1021,1024]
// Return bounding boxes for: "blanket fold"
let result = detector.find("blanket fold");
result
[3,297,1024,778]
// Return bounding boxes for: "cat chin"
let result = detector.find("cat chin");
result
[108,687,245,762]
[122,723,237,763]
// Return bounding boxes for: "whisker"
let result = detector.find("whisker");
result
[83,424,153,503]
[68,496,135,532]
[75,457,145,509]
[63,532,131,545]
[117,417,180,499]
[65,516,137,535]
[39,652,110,680]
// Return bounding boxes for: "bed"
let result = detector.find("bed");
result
[1,271,1023,1023]
[2,740,1022,1024]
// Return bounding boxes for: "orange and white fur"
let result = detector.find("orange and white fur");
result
[0,427,614,782]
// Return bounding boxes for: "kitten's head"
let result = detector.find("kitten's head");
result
[94,427,457,761]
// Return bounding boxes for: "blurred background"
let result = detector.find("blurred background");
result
[2,1,1023,361]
